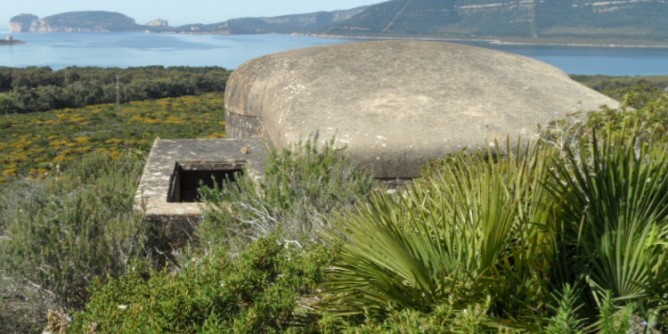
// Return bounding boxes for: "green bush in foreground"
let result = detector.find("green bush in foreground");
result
[72,125,668,333]
[199,137,374,252]
[7,83,668,333]
[71,236,335,334]
[321,128,668,332]
[322,141,559,331]
[71,139,372,333]
[0,152,151,333]
[546,128,668,327]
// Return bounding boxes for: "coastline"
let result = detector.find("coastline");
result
[5,27,668,49]
[299,33,668,49]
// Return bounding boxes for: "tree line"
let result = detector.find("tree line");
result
[0,66,231,114]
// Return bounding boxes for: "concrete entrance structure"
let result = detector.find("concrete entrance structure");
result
[134,138,268,241]
[136,40,620,233]
[225,40,619,178]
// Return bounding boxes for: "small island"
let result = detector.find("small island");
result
[0,35,25,46]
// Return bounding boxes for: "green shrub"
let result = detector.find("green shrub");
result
[321,141,559,329]
[0,151,151,333]
[544,83,668,146]
[572,75,668,104]
[0,274,50,334]
[318,297,505,333]
[545,284,585,334]
[71,235,335,333]
[6,77,668,333]
[199,137,374,252]
[321,127,668,330]
[546,127,668,323]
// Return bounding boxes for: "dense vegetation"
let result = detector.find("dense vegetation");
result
[0,93,226,182]
[0,153,149,333]
[0,66,230,113]
[2,73,668,333]
[572,75,668,103]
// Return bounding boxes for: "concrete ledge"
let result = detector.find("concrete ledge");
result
[135,138,269,238]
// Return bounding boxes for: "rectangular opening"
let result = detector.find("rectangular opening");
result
[168,161,245,203]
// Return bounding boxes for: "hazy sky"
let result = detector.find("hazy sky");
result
[2,0,385,28]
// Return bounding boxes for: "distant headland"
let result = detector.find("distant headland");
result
[9,12,169,33]
[8,0,668,47]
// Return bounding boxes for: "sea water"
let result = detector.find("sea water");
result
[0,30,667,75]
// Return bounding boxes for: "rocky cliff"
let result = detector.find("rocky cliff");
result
[10,11,141,32]
[8,14,39,33]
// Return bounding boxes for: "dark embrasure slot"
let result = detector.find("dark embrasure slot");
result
[168,162,245,203]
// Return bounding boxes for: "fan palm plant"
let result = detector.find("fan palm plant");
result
[321,126,668,329]
[546,127,668,315]
[322,141,560,326]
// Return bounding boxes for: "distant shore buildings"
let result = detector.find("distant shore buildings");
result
[1,35,25,45]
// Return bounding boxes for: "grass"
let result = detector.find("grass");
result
[0,93,226,182]
[198,137,375,253]
[0,152,150,333]
[0,92,228,333]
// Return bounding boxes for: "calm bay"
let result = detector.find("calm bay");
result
[0,30,667,76]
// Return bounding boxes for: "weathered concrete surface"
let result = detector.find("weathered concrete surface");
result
[225,40,619,178]
[135,138,268,244]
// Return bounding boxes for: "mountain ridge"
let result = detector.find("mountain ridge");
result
[8,1,668,45]
[320,0,668,42]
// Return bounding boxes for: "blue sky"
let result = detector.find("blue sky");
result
[2,0,384,28]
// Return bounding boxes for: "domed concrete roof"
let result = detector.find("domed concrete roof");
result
[225,40,619,178]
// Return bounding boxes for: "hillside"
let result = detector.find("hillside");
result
[180,0,668,43]
[8,8,367,34]
[175,7,367,34]
[8,1,668,44]
[10,11,158,33]
[321,0,668,42]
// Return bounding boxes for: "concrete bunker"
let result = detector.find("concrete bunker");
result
[136,40,620,234]
[134,138,267,242]
[224,40,619,178]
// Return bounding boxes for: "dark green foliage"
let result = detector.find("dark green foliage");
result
[0,66,230,113]
[547,77,668,146]
[199,138,374,251]
[545,285,585,334]
[65,138,372,333]
[545,128,668,317]
[321,124,668,331]
[71,236,335,334]
[572,75,668,103]
[5,75,668,333]
[0,152,152,333]
[321,141,559,330]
